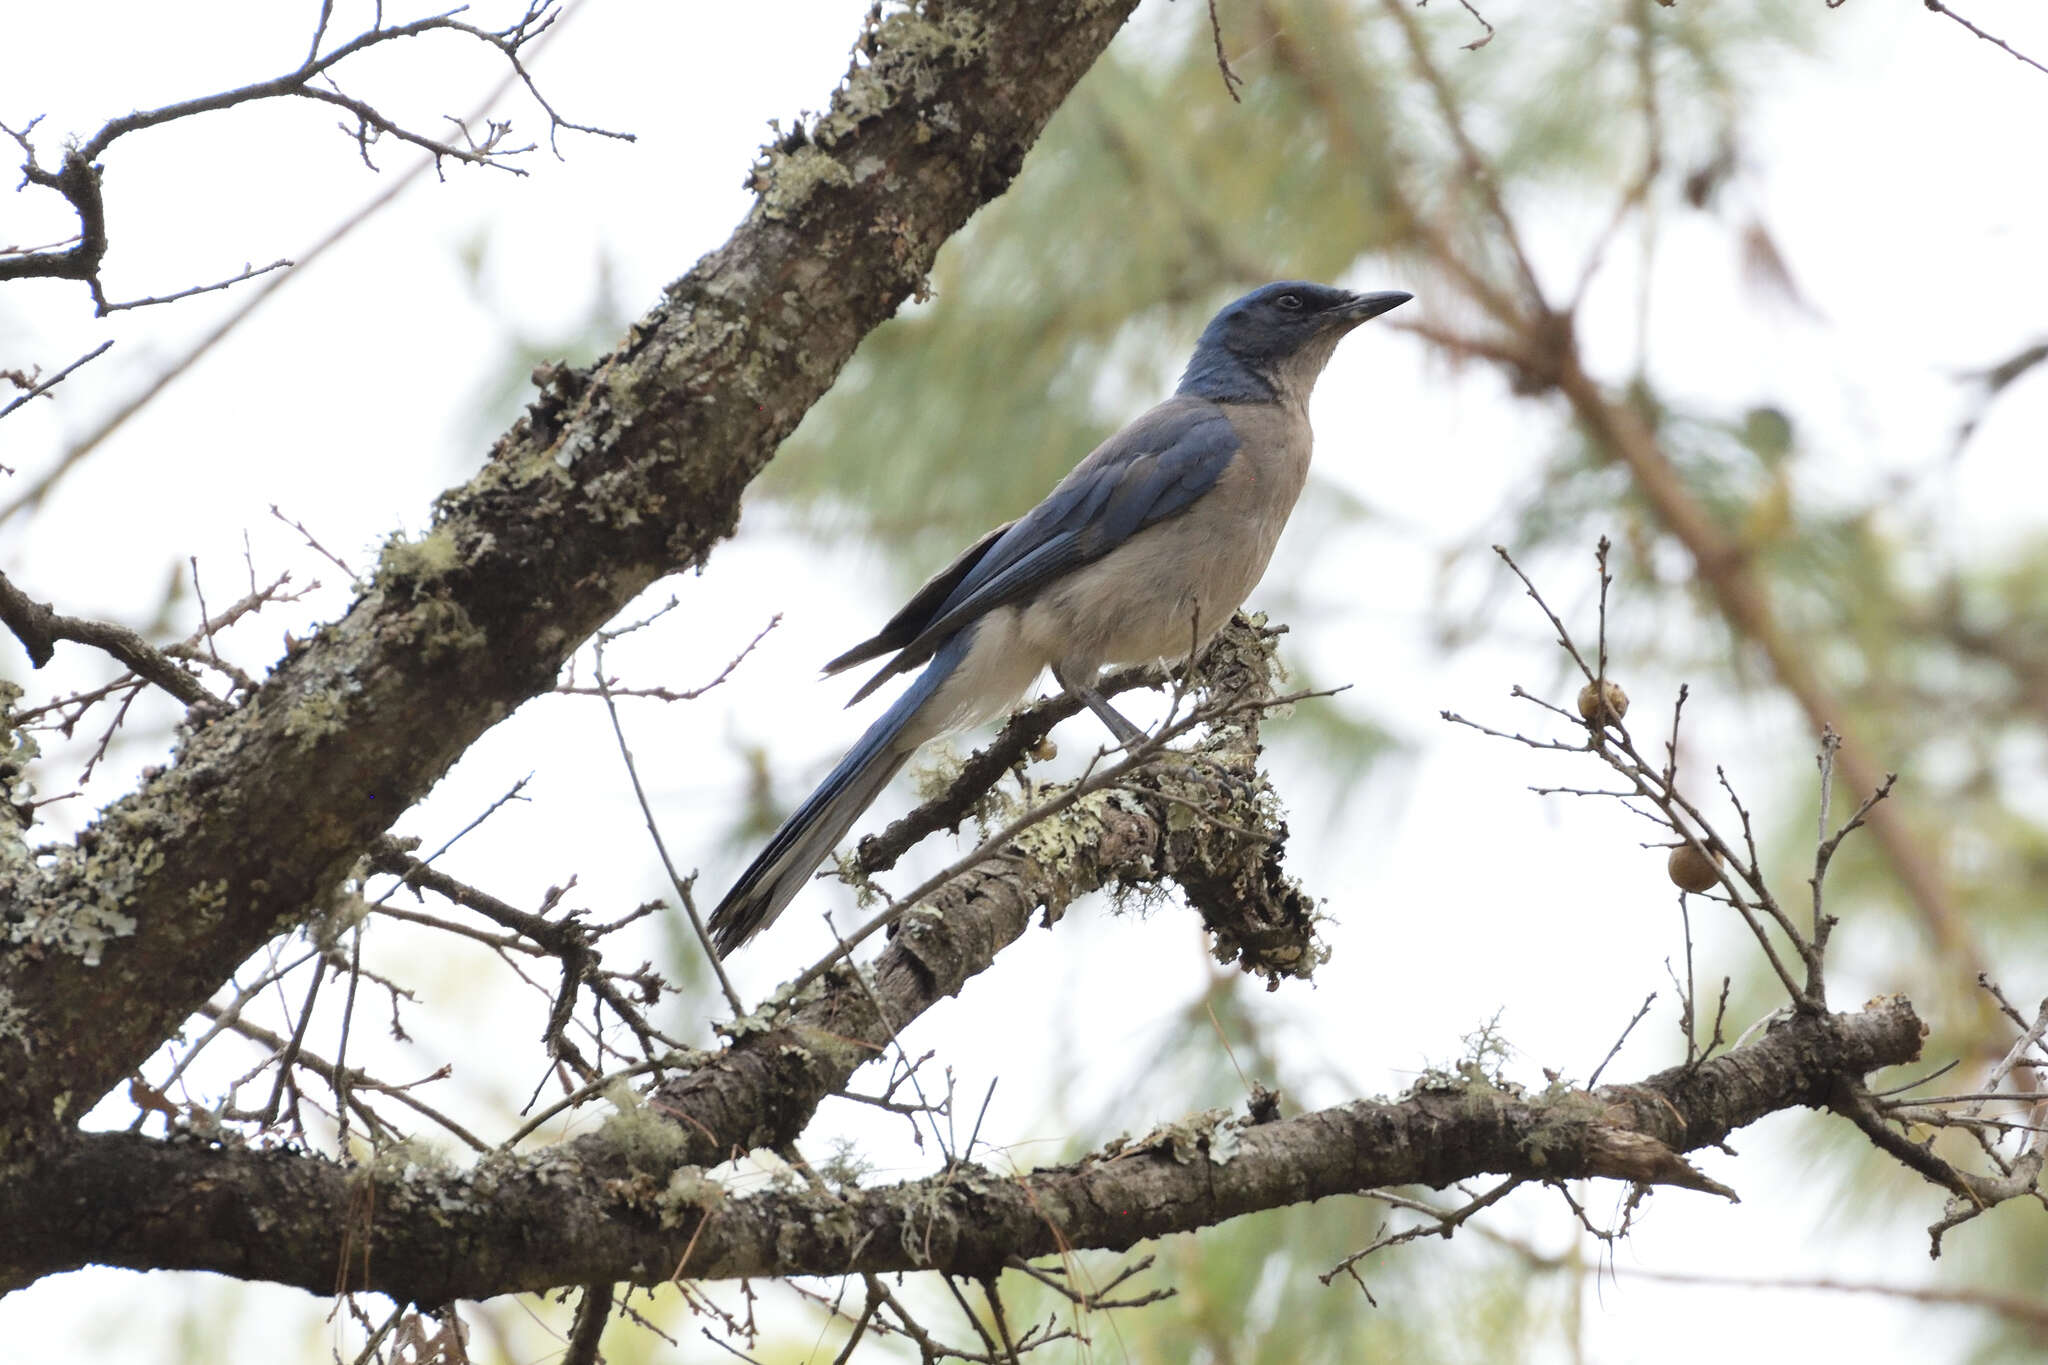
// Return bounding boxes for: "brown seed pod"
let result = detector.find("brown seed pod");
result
[1577,679,1630,726]
[1028,736,1058,763]
[1667,843,1723,893]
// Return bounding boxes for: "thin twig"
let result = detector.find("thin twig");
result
[0,340,114,420]
[1589,993,1656,1088]
[100,259,294,314]
[0,1,601,526]
[591,637,746,1016]
[1922,0,2048,77]
[1205,0,1244,101]
[1323,1177,1524,1286]
[196,1003,489,1152]
[1420,0,1496,50]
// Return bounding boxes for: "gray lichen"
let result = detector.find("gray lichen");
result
[377,528,463,585]
[748,2,990,220]
[0,986,29,1057]
[595,1081,700,1170]
[283,690,351,751]
[10,848,145,966]
[657,1166,726,1229]
[756,146,856,221]
[0,679,36,844]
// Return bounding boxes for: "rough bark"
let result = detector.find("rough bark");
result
[0,999,1924,1298]
[0,0,1142,1151]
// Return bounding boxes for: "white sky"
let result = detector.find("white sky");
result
[3,1,2046,1361]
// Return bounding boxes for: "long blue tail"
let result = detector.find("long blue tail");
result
[707,629,974,957]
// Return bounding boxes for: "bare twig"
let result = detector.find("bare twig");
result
[11,570,305,737]
[1419,0,1496,50]
[558,613,779,703]
[1922,0,2048,77]
[590,635,746,1017]
[99,260,293,314]
[1458,547,1817,1004]
[1205,0,1245,101]
[4,60,511,523]
[368,841,687,1058]
[1590,993,1657,1088]
[2,1,632,310]
[195,1002,489,1153]
[828,1286,881,1365]
[0,570,216,709]
[270,504,364,585]
[0,340,114,420]
[1323,1177,1525,1289]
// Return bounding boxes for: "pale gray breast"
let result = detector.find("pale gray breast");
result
[1211,399,1315,556]
[1021,401,1317,673]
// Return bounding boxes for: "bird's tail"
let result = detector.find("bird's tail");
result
[707,629,974,958]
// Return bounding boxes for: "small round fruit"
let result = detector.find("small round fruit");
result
[1667,843,1723,893]
[1577,679,1630,726]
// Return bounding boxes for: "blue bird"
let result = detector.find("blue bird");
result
[708,281,1411,957]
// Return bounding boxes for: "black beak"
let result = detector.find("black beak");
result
[1337,289,1413,324]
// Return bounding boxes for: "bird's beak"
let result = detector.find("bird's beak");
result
[1336,290,1413,325]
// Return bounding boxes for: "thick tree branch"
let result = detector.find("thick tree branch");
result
[0,1000,1925,1297]
[0,0,1143,1148]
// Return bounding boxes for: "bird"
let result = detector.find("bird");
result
[708,281,1411,957]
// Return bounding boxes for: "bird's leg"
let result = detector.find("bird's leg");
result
[1054,666,1149,748]
[1076,686,1149,748]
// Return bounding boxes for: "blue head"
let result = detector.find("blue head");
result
[1177,281,1411,403]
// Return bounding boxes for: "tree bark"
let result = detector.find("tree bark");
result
[0,999,1923,1297]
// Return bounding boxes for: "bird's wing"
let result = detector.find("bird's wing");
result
[822,518,1016,677]
[841,395,1240,704]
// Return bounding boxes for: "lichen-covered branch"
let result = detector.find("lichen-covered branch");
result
[0,0,1143,1150]
[0,999,1924,1298]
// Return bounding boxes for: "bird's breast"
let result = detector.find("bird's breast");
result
[1021,403,1314,674]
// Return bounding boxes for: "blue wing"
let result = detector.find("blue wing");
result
[822,519,1015,677]
[834,394,1240,704]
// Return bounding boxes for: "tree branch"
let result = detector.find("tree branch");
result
[0,340,114,421]
[0,569,217,708]
[0,999,1924,1297]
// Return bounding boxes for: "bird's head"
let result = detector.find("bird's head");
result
[1178,281,1411,404]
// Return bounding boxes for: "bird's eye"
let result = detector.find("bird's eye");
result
[1276,293,1303,311]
